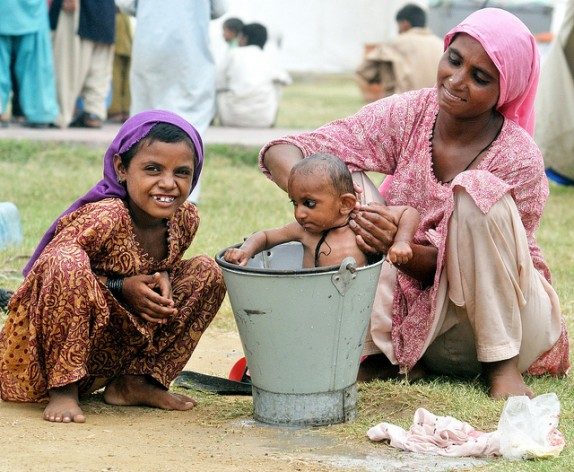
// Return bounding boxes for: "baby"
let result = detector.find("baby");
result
[224,153,420,268]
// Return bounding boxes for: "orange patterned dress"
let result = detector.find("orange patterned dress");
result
[0,198,225,402]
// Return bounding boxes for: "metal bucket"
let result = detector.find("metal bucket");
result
[216,242,384,426]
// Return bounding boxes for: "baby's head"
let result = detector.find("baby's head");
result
[288,153,356,232]
[289,153,355,196]
[222,17,244,44]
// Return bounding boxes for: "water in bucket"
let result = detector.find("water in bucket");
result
[216,242,383,426]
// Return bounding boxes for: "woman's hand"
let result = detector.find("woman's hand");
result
[122,272,177,324]
[349,203,398,255]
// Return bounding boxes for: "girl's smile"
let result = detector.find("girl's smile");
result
[114,140,196,227]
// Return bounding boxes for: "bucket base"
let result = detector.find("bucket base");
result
[252,383,357,426]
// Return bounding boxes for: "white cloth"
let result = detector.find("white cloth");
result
[130,0,227,134]
[534,0,574,180]
[216,45,291,128]
[129,0,227,203]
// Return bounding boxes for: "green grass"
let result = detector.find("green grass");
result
[275,73,365,129]
[1,74,574,470]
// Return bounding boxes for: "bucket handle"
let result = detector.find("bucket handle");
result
[331,257,357,295]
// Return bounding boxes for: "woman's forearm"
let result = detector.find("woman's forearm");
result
[396,243,437,287]
[262,144,304,191]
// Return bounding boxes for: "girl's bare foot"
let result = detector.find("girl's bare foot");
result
[103,374,197,410]
[483,356,534,400]
[44,384,86,423]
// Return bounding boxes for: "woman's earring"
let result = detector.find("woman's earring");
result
[117,176,124,184]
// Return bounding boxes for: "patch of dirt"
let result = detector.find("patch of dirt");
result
[0,326,488,472]
[0,327,336,472]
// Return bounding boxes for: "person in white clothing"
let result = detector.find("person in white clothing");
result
[216,23,291,128]
[127,0,228,204]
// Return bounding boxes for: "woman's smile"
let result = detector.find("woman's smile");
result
[442,85,465,103]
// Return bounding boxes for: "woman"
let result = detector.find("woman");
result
[259,8,569,399]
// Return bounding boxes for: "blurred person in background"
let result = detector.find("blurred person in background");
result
[535,0,574,186]
[49,0,116,128]
[0,0,59,128]
[216,22,291,128]
[355,3,443,102]
[126,0,228,204]
[222,17,244,48]
[107,9,134,124]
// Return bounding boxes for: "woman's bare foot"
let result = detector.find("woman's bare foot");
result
[103,374,197,410]
[482,356,534,400]
[44,384,86,423]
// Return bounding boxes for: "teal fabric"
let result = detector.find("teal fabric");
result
[0,0,58,122]
[0,0,47,35]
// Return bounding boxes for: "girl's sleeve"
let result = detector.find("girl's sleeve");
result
[258,92,417,178]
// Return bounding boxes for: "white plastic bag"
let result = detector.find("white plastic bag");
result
[497,393,565,460]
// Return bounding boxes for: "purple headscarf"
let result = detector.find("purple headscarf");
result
[23,110,204,276]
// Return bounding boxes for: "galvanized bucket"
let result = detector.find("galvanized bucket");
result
[216,242,383,426]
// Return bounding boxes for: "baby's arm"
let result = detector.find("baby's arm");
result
[387,205,420,265]
[224,222,304,266]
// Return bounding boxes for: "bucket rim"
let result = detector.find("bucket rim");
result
[215,245,384,276]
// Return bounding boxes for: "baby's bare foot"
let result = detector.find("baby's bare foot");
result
[483,356,533,400]
[44,384,86,423]
[103,374,197,410]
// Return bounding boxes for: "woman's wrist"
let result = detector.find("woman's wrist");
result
[106,277,124,297]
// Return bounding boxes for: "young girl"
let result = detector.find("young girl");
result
[224,153,419,268]
[0,110,226,423]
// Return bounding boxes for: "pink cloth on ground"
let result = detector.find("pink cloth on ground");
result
[367,394,565,460]
[367,408,500,457]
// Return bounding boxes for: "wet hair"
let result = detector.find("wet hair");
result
[395,4,427,28]
[289,153,354,195]
[118,122,196,169]
[241,23,268,49]
[223,17,244,35]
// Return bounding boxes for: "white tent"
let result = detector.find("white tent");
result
[210,0,418,73]
[210,0,558,73]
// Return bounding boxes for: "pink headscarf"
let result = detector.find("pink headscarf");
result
[443,8,540,136]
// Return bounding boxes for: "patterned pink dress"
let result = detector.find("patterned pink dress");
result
[260,88,569,374]
[0,199,225,402]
